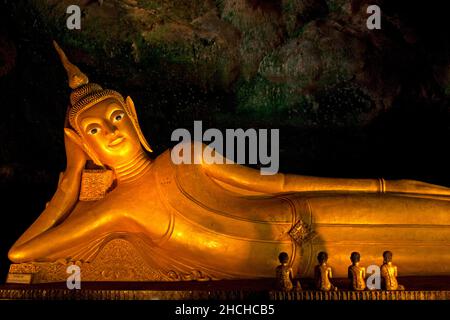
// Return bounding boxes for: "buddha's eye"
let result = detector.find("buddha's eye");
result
[88,127,100,135]
[113,112,125,123]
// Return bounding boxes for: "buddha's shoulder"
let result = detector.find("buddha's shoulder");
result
[152,141,209,170]
[152,148,172,164]
[151,143,207,182]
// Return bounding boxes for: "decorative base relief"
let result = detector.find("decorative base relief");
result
[7,238,214,283]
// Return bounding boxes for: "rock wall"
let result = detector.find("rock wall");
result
[4,0,445,127]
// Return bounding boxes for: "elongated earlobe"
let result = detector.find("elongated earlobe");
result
[125,96,153,153]
[64,128,83,148]
[82,143,105,168]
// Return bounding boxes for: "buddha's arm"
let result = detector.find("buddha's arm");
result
[314,267,320,281]
[380,266,388,279]
[10,130,86,251]
[8,204,117,263]
[203,161,383,193]
[200,149,450,196]
[11,168,82,249]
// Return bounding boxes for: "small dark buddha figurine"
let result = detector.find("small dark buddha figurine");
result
[348,252,366,291]
[275,252,294,291]
[381,251,405,291]
[314,251,337,291]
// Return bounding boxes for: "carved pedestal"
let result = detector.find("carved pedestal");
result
[8,239,188,283]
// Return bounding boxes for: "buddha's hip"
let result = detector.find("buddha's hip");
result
[162,217,301,278]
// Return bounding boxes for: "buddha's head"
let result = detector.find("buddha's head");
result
[350,251,360,264]
[317,251,328,264]
[53,41,152,168]
[278,252,289,264]
[383,250,393,263]
[76,97,144,167]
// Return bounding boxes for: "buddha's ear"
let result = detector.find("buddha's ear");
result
[125,96,153,153]
[64,128,104,168]
[64,128,84,149]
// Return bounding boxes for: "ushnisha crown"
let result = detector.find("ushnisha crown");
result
[53,41,125,131]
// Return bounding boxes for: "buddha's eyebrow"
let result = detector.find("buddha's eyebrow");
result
[106,103,123,118]
[80,117,100,129]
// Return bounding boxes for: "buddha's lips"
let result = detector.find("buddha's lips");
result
[109,136,125,147]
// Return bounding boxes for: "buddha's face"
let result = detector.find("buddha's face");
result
[78,98,142,167]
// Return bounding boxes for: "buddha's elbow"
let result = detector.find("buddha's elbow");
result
[8,245,29,263]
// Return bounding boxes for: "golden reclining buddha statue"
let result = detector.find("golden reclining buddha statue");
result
[7,42,450,282]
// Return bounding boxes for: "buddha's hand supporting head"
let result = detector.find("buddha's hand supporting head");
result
[63,127,88,172]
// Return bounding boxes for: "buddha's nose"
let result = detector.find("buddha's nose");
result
[105,121,119,135]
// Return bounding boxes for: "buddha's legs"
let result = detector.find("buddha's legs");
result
[8,209,143,263]
[295,193,450,277]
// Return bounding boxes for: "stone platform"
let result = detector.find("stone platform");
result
[1,277,449,300]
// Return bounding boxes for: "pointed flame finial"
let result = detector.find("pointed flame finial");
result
[53,40,89,89]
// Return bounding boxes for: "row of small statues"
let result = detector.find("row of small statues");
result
[275,250,405,292]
